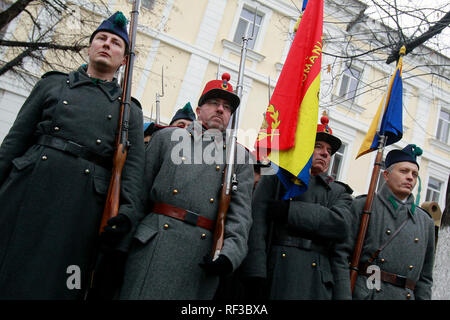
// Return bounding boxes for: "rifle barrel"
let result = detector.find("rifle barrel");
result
[98,0,141,234]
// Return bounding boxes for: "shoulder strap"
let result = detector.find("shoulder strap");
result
[367,216,410,265]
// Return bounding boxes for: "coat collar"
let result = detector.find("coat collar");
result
[378,183,417,222]
[68,65,122,101]
[314,173,333,190]
[187,121,226,142]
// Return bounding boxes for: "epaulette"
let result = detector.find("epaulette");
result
[41,70,68,79]
[415,206,433,220]
[334,180,354,194]
[131,97,142,109]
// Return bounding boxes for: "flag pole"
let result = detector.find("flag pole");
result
[349,46,406,292]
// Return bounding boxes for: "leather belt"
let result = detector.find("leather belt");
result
[152,202,215,231]
[37,135,112,170]
[272,235,331,256]
[359,264,416,291]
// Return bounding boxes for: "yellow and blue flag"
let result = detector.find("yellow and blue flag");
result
[356,46,405,159]
[255,0,323,199]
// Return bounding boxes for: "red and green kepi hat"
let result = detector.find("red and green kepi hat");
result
[198,73,240,113]
[316,111,342,155]
[385,144,423,169]
[90,11,129,49]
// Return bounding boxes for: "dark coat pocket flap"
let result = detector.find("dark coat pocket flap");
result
[320,270,335,285]
[93,176,109,195]
[134,223,158,244]
[12,156,34,171]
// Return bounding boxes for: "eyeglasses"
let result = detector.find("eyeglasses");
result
[206,99,232,112]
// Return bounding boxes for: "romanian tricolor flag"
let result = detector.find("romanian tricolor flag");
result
[255,0,323,199]
[356,46,405,159]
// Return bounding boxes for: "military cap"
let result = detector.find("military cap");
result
[90,11,129,49]
[144,122,153,136]
[198,73,240,113]
[170,102,196,125]
[385,144,423,169]
[316,112,342,155]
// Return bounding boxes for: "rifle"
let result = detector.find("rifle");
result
[98,1,141,234]
[210,8,257,261]
[349,135,386,291]
[155,65,164,125]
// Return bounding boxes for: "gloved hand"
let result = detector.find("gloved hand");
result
[266,199,290,223]
[199,254,233,276]
[100,214,131,252]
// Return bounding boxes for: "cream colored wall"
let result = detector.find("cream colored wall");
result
[1,0,448,203]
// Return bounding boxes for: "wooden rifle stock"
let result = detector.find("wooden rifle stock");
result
[211,166,232,260]
[349,143,385,291]
[98,1,140,234]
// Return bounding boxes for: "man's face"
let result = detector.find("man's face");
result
[195,98,232,131]
[383,162,418,199]
[88,31,127,73]
[311,140,332,175]
[171,119,192,129]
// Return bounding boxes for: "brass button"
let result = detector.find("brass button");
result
[376,288,381,292]
[63,100,68,105]
[118,96,122,101]
[312,262,317,267]
[414,238,419,243]
[216,165,220,171]
[173,189,178,195]
[54,126,60,131]
[223,144,226,149]
[406,293,411,299]
[163,224,169,229]
[107,115,112,120]
[41,155,48,160]
[181,157,186,161]
[66,80,70,84]
[210,198,214,203]
[409,265,414,270]
[84,169,90,174]
[96,139,102,144]
[380,258,386,263]
[386,229,391,235]
[281,253,286,258]
[201,233,206,239]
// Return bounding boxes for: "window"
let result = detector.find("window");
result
[233,7,263,50]
[338,66,361,102]
[327,144,345,180]
[436,108,449,144]
[142,0,155,10]
[426,177,442,203]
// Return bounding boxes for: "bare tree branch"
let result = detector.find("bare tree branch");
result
[0,0,34,30]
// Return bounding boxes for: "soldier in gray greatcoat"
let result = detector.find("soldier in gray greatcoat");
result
[240,115,353,300]
[119,73,254,300]
[336,144,435,300]
[0,12,144,299]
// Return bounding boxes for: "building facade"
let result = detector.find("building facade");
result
[0,0,449,213]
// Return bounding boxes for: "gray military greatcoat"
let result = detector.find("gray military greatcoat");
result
[241,172,353,300]
[0,66,144,299]
[336,183,435,300]
[119,122,254,300]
